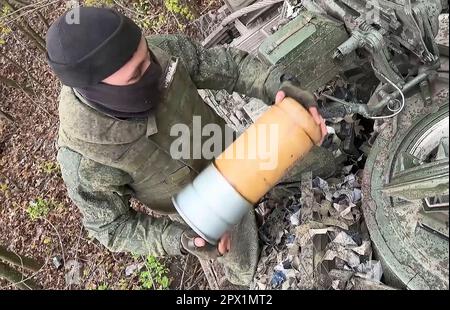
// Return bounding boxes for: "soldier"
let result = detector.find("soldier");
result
[46,7,328,287]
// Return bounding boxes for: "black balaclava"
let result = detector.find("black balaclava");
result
[75,48,163,119]
[46,7,162,118]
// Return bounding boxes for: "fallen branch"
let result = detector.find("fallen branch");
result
[0,75,33,95]
[35,10,49,28]
[0,0,59,25]
[0,109,15,124]
[0,245,44,272]
[1,0,46,53]
[0,261,40,290]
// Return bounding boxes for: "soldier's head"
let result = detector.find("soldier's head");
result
[46,7,162,117]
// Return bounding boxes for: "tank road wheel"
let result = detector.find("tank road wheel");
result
[362,71,449,289]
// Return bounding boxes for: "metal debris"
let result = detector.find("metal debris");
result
[323,244,361,268]
[355,260,383,282]
[289,209,301,226]
[296,223,336,247]
[252,165,383,290]
[270,270,286,287]
[52,256,64,270]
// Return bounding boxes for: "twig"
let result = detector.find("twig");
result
[110,252,121,263]
[35,9,49,28]
[0,0,48,20]
[0,109,15,124]
[200,0,216,15]
[19,21,46,52]
[178,255,189,290]
[169,10,184,30]
[42,217,66,268]
[112,0,151,18]
[184,272,195,287]
[187,266,205,290]
[9,0,32,7]
[1,1,45,51]
[0,0,60,25]
[74,223,84,262]
[184,261,199,288]
[8,0,30,6]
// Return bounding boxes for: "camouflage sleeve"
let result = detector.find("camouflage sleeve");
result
[57,147,187,257]
[149,34,284,104]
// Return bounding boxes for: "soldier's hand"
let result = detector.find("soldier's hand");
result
[196,232,231,255]
[278,79,317,110]
[217,232,231,255]
[180,229,230,260]
[276,90,327,144]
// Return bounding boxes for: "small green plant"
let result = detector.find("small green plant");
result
[0,182,9,199]
[140,14,169,32]
[26,198,63,220]
[40,161,60,175]
[130,0,195,31]
[0,5,12,46]
[1,5,11,17]
[83,0,113,7]
[97,283,109,290]
[132,0,155,30]
[164,0,196,21]
[42,237,52,245]
[117,279,128,290]
[139,255,170,290]
[27,198,51,220]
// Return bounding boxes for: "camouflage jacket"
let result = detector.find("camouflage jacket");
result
[57,34,285,257]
